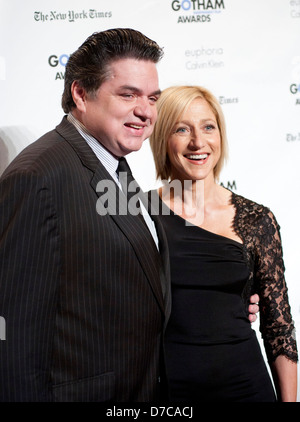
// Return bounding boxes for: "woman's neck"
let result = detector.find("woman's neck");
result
[160,175,230,227]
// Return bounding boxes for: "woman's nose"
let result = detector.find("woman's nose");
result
[189,130,205,149]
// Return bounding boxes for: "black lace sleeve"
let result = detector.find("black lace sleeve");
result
[231,192,298,364]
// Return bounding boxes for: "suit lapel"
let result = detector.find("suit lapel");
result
[56,116,100,172]
[144,192,171,325]
[91,163,165,313]
[55,117,167,314]
[151,213,171,324]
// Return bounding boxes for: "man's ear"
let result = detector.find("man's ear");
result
[71,81,87,112]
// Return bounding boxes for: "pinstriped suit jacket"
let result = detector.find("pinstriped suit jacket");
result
[0,117,171,402]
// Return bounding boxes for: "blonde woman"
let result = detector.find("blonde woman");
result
[149,85,298,402]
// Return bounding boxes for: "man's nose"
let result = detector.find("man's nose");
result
[134,97,153,120]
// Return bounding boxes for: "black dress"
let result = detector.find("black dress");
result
[150,190,298,402]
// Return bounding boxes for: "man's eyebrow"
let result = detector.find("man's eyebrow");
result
[120,85,161,96]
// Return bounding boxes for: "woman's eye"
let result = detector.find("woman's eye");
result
[175,127,189,134]
[204,124,216,131]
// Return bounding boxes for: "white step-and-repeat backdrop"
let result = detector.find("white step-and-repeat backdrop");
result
[1,0,299,400]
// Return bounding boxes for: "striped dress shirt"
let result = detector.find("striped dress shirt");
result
[67,113,159,248]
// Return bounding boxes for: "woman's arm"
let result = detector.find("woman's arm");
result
[271,355,297,402]
[255,209,298,402]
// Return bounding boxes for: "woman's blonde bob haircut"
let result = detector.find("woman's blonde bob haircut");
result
[149,85,228,182]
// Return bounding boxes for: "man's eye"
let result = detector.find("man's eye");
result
[121,93,134,99]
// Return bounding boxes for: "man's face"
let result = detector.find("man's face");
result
[76,58,161,157]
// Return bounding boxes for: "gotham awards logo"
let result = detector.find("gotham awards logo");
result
[171,0,225,23]
[286,56,300,142]
[290,0,300,18]
[48,54,69,80]
[290,56,300,105]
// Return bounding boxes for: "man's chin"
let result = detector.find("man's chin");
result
[119,139,145,155]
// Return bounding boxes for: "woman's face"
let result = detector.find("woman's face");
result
[167,97,221,183]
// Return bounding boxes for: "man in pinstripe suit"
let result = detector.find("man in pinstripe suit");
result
[0,28,171,402]
[0,28,259,402]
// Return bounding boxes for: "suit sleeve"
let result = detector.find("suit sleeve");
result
[0,170,60,401]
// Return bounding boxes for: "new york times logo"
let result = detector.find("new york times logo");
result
[34,9,112,22]
[171,0,225,23]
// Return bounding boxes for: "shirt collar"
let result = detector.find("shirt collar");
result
[67,112,119,179]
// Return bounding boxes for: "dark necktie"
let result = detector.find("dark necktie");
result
[117,157,145,218]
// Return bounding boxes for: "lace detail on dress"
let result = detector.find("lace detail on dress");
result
[230,192,298,364]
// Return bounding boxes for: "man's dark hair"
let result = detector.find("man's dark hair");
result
[61,28,164,113]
